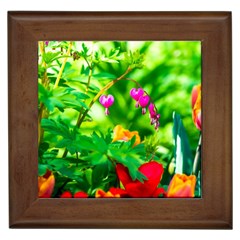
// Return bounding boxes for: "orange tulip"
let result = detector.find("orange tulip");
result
[166,173,196,198]
[112,125,141,146]
[191,85,201,130]
[95,187,128,198]
[38,170,55,198]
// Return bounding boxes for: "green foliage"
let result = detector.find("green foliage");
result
[38,83,89,112]
[38,41,201,197]
[42,51,62,64]
[172,112,193,175]
[124,50,145,69]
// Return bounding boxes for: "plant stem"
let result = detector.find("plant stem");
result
[85,68,93,93]
[53,179,70,197]
[106,154,116,167]
[123,77,142,88]
[124,77,159,112]
[192,134,201,176]
[53,41,73,89]
[38,42,48,146]
[75,48,94,122]
[39,41,45,66]
[62,67,132,158]
[83,56,92,70]
[76,152,79,167]
[76,67,132,128]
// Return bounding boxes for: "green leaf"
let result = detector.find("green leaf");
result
[100,57,119,63]
[124,50,145,69]
[38,142,49,158]
[124,157,147,183]
[79,64,90,76]
[38,164,49,176]
[62,62,75,77]
[77,135,96,151]
[194,171,201,197]
[47,159,69,170]
[92,163,109,187]
[58,165,83,180]
[130,135,136,148]
[108,47,120,58]
[82,43,89,56]
[39,83,65,112]
[72,91,90,100]
[38,65,46,78]
[41,118,72,139]
[41,119,88,154]
[108,144,147,182]
[43,51,61,64]
[172,112,193,175]
[47,97,65,112]
[85,168,92,185]
[39,83,90,112]
[51,86,70,97]
[38,83,50,101]
[91,132,108,153]
[91,153,109,166]
[93,72,117,80]
[42,149,58,160]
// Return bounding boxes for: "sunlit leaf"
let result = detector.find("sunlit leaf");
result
[38,164,49,176]
[42,51,61,64]
[172,112,193,175]
[93,72,117,80]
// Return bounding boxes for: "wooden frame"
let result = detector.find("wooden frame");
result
[8,11,232,229]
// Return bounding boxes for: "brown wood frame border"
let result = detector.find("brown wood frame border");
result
[8,11,232,229]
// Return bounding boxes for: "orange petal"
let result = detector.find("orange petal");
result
[38,170,55,198]
[191,85,201,108]
[192,85,201,130]
[166,174,196,198]
[112,125,141,146]
[95,189,107,198]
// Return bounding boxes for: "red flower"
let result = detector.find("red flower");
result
[60,191,72,198]
[60,191,88,198]
[116,161,164,198]
[74,191,88,198]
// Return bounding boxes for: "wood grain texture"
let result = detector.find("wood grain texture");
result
[8,11,232,229]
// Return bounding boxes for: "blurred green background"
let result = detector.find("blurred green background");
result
[47,41,201,158]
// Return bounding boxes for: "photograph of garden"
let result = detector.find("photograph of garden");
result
[38,40,201,198]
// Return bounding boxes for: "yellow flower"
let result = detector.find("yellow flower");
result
[166,173,196,198]
[38,170,55,198]
[95,188,127,198]
[112,125,141,146]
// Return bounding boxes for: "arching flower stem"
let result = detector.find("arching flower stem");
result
[62,66,132,158]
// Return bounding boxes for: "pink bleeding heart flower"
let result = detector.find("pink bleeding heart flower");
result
[149,102,156,116]
[148,103,160,130]
[139,95,150,114]
[99,94,115,115]
[130,88,144,107]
